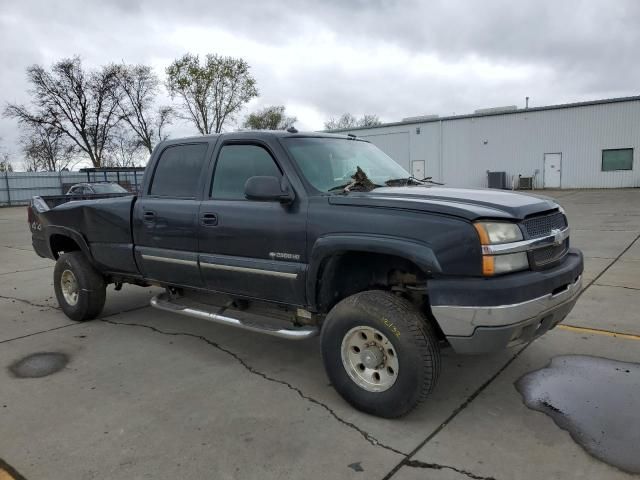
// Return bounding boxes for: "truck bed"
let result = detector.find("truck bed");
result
[29,194,140,276]
[33,193,133,210]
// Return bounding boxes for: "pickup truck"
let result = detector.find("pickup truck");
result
[29,130,583,418]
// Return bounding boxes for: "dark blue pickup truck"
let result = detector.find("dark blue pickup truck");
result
[28,130,583,417]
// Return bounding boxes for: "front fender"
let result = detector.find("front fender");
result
[306,233,442,309]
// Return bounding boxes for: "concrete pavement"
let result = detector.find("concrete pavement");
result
[0,190,639,479]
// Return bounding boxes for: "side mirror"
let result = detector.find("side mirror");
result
[244,176,295,203]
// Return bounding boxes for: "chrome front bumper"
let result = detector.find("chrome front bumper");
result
[432,275,582,354]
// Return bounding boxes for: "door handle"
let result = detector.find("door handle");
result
[143,211,156,222]
[201,213,218,226]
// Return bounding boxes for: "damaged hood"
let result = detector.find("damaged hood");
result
[327,186,559,220]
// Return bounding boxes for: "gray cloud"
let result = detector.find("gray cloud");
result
[1,0,638,166]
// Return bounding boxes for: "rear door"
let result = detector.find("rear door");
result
[133,142,211,287]
[197,139,307,305]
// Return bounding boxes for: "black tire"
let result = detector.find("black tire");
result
[53,252,106,321]
[321,290,440,418]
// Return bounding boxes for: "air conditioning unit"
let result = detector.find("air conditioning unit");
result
[518,176,533,190]
[487,171,507,189]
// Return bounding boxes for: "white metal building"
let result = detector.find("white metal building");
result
[336,96,640,189]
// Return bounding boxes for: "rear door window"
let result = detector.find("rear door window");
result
[150,143,209,198]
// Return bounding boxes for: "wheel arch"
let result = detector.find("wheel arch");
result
[307,234,442,312]
[47,226,93,262]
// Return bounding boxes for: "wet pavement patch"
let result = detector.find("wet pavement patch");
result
[516,355,640,474]
[8,352,69,378]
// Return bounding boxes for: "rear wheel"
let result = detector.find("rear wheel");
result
[321,290,440,418]
[54,252,106,321]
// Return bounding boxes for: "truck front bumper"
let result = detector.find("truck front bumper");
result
[429,249,584,354]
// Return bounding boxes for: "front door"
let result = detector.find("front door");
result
[198,141,307,305]
[543,153,562,188]
[133,142,210,287]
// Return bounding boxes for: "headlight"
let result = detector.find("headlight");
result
[483,252,529,276]
[474,222,523,244]
[475,221,528,276]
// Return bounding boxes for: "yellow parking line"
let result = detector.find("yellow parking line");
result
[558,324,640,341]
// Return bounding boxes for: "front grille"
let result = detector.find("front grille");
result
[530,239,569,268]
[523,212,567,239]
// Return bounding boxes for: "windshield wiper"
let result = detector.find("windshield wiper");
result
[385,176,444,187]
[328,166,383,193]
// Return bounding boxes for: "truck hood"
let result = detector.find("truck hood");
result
[327,186,559,220]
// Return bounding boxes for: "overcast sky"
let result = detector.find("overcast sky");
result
[1,0,639,168]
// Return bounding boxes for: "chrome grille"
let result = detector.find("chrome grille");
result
[523,212,567,239]
[530,240,569,267]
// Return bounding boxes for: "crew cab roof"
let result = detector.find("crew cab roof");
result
[158,130,361,147]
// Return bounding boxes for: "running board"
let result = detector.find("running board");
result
[150,293,318,340]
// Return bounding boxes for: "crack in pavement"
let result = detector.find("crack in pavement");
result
[1,244,34,252]
[0,265,53,276]
[380,343,530,480]
[0,294,59,310]
[593,283,640,291]
[577,233,640,300]
[404,459,496,480]
[0,323,76,345]
[99,318,408,457]
[381,233,640,479]
[0,298,151,345]
[5,232,635,478]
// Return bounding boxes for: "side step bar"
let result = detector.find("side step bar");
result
[150,293,318,340]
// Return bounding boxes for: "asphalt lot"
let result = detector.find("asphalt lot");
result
[1,189,639,480]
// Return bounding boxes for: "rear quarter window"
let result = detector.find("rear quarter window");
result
[150,143,209,197]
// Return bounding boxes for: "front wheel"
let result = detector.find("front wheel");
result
[53,252,106,321]
[321,290,440,418]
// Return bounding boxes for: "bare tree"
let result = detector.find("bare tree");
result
[0,154,12,172]
[166,53,258,134]
[103,127,147,168]
[22,124,75,171]
[324,113,382,130]
[113,64,173,154]
[4,57,122,167]
[156,106,173,142]
[359,114,382,127]
[243,105,296,130]
[0,138,12,172]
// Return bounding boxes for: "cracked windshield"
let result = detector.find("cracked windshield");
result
[283,137,410,192]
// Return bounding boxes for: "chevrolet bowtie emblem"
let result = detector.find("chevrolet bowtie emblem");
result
[551,228,563,246]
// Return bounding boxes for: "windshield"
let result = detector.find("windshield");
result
[282,137,409,192]
[91,183,128,194]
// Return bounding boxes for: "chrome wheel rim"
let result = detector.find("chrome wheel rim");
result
[60,269,79,306]
[341,326,399,392]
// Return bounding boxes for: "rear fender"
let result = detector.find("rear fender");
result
[46,226,94,263]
